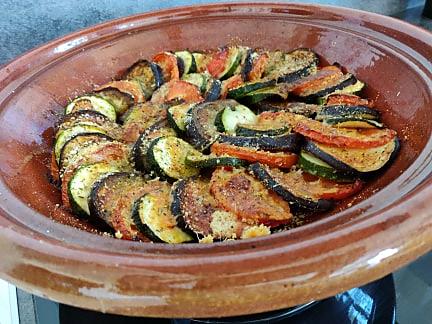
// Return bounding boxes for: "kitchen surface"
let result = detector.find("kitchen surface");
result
[0,0,431,323]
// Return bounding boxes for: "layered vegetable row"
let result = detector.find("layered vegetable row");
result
[51,45,399,243]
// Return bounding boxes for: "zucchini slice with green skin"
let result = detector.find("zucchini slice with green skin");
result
[192,52,210,72]
[132,119,177,172]
[214,104,257,134]
[298,151,355,182]
[65,95,117,121]
[175,51,197,75]
[123,59,164,90]
[167,103,195,134]
[249,163,333,211]
[227,79,276,99]
[59,133,113,172]
[185,153,247,168]
[68,162,121,217]
[54,124,108,164]
[147,136,200,180]
[303,138,400,175]
[204,78,221,102]
[240,85,289,105]
[218,132,301,152]
[323,117,383,129]
[93,87,134,116]
[235,124,289,137]
[185,100,237,150]
[182,73,208,93]
[132,188,194,243]
[56,110,121,135]
[316,105,380,121]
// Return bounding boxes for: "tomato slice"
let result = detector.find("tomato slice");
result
[210,168,292,226]
[95,80,145,104]
[248,52,269,81]
[326,94,374,107]
[211,142,298,169]
[291,65,343,96]
[220,74,244,98]
[152,52,180,82]
[318,178,363,200]
[151,80,203,104]
[258,111,396,149]
[206,48,229,79]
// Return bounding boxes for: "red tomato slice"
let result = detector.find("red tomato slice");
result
[152,52,180,82]
[206,48,229,79]
[326,94,374,107]
[221,74,244,98]
[151,80,203,104]
[211,143,298,169]
[248,52,269,81]
[318,178,364,200]
[291,65,343,96]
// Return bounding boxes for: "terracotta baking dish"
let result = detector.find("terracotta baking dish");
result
[0,2,431,318]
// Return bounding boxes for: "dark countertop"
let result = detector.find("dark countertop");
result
[1,1,431,323]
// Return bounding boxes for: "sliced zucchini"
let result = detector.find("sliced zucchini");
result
[68,162,121,217]
[182,73,208,93]
[94,87,134,116]
[167,103,195,134]
[185,153,247,168]
[147,136,200,180]
[218,132,301,152]
[204,78,221,102]
[298,151,354,182]
[185,100,237,150]
[65,95,117,121]
[316,105,380,121]
[171,178,243,239]
[192,52,211,72]
[54,124,108,163]
[303,138,400,175]
[214,104,257,134]
[132,119,177,172]
[323,117,383,129]
[132,189,194,243]
[227,79,276,99]
[175,51,197,75]
[124,59,164,91]
[56,110,121,135]
[235,124,289,137]
[122,103,166,127]
[249,163,333,211]
[240,85,289,105]
[59,133,113,171]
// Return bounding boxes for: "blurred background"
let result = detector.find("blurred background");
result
[0,0,431,323]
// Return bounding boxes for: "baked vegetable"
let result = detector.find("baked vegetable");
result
[323,118,383,129]
[182,73,208,93]
[227,79,276,99]
[218,132,301,152]
[152,52,180,82]
[204,78,222,101]
[132,119,177,172]
[94,80,146,105]
[214,104,257,134]
[206,46,242,80]
[132,185,194,243]
[303,138,400,175]
[239,84,289,104]
[94,87,134,116]
[315,105,380,121]
[210,168,292,227]
[235,124,289,137]
[167,103,196,135]
[123,59,164,92]
[151,80,203,104]
[65,95,117,121]
[175,51,197,75]
[146,136,201,180]
[249,164,334,211]
[68,162,121,217]
[251,100,321,117]
[185,153,247,169]
[211,142,298,169]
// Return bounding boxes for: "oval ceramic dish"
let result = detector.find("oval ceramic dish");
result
[0,3,431,318]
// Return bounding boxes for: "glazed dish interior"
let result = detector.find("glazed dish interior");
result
[0,7,431,252]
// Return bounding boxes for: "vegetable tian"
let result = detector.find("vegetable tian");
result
[51,46,399,243]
